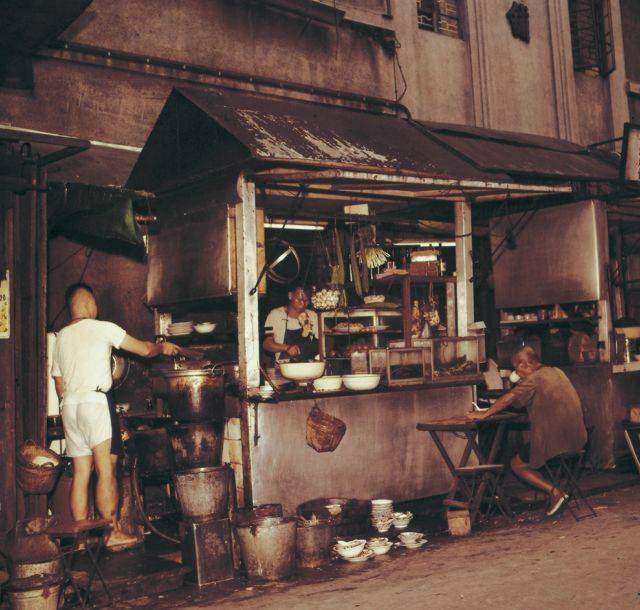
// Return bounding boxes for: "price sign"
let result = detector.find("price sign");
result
[0,271,9,339]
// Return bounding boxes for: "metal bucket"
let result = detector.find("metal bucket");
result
[173,466,230,521]
[296,523,333,568]
[9,558,62,581]
[7,583,61,610]
[168,422,224,470]
[235,517,297,581]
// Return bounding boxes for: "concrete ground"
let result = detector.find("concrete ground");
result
[141,484,640,610]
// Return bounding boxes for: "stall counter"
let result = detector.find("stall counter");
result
[240,383,475,514]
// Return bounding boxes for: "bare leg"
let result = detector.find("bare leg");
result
[511,454,562,502]
[93,439,118,525]
[94,441,136,547]
[70,456,93,521]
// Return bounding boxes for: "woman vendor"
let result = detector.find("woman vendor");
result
[263,286,319,362]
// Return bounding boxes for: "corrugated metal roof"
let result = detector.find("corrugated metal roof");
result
[127,87,513,190]
[419,121,619,181]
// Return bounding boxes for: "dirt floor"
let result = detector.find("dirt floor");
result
[121,483,640,610]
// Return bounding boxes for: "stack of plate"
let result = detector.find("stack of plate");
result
[370,498,393,520]
[167,321,194,336]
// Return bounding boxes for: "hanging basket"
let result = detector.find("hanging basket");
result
[306,406,346,453]
[16,441,62,495]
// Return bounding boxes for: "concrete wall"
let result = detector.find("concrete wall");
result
[0,0,629,148]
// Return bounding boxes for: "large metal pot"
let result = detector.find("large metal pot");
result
[156,367,225,422]
[132,426,174,475]
[168,421,224,470]
[235,517,297,581]
[173,466,230,521]
[9,557,62,581]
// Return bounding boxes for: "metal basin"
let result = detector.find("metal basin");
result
[173,466,230,521]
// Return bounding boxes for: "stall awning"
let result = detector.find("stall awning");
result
[126,87,517,192]
[127,86,620,208]
[418,121,619,182]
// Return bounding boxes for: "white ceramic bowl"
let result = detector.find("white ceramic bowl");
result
[342,374,381,391]
[398,532,423,544]
[194,322,217,334]
[371,518,393,533]
[334,539,367,558]
[313,375,343,392]
[324,504,342,516]
[342,548,374,563]
[367,537,389,548]
[370,542,393,555]
[279,361,326,382]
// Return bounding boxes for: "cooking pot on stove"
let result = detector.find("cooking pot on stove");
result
[152,361,225,422]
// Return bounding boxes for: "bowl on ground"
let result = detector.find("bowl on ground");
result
[334,539,367,558]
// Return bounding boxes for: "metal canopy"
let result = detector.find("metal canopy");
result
[419,121,619,182]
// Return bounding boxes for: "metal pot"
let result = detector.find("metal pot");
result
[173,466,230,521]
[235,517,297,581]
[157,367,225,422]
[9,557,62,581]
[168,422,224,470]
[132,426,174,476]
[296,522,334,568]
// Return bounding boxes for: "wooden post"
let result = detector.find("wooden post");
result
[455,200,474,337]
[236,174,260,391]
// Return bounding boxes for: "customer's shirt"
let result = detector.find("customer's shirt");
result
[52,319,126,398]
[511,366,587,468]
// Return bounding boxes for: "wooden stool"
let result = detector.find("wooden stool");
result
[543,451,596,521]
[46,519,113,608]
[444,463,513,524]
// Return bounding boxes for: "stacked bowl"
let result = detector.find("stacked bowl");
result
[371,499,394,533]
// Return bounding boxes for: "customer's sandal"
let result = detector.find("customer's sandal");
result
[546,493,569,517]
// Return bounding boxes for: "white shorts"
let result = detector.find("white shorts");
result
[61,393,112,458]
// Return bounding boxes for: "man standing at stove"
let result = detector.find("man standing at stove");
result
[52,283,180,548]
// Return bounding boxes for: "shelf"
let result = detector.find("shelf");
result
[499,317,599,327]
[321,309,402,318]
[612,362,640,374]
[374,274,456,285]
[324,330,403,336]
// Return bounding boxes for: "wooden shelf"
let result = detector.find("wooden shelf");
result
[324,330,403,336]
[499,317,599,327]
[375,274,456,285]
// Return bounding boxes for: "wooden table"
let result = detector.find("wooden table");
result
[417,412,528,524]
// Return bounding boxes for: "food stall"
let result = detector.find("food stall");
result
[125,86,586,513]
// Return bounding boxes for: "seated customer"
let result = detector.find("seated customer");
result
[468,346,587,516]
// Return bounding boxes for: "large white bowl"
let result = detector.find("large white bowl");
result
[313,375,343,392]
[279,361,326,382]
[342,374,381,391]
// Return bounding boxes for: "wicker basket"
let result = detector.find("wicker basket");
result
[17,442,62,495]
[306,406,346,453]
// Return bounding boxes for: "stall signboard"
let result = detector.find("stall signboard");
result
[0,271,9,339]
[621,122,640,183]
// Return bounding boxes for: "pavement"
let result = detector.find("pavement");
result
[139,484,640,610]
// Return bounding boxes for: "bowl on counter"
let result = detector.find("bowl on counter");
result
[392,511,413,530]
[342,374,381,392]
[279,361,326,382]
[313,375,343,392]
[194,322,217,334]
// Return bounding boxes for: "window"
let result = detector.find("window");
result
[568,0,615,77]
[416,0,462,39]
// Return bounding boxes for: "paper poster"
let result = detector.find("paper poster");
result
[0,271,9,339]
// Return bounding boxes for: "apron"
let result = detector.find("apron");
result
[98,388,124,457]
[283,317,319,362]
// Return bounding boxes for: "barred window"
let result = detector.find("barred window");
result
[569,0,615,77]
[416,0,462,39]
